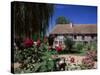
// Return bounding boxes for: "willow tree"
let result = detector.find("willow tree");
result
[12,2,54,39]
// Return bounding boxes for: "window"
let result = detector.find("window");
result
[59,41,62,45]
[74,35,77,39]
[55,41,58,44]
[91,35,94,39]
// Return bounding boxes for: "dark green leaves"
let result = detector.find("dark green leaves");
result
[56,16,70,24]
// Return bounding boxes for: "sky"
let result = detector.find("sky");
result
[47,4,97,35]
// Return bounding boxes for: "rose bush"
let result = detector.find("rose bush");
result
[14,40,55,73]
[82,57,94,69]
[80,50,96,69]
[86,50,97,61]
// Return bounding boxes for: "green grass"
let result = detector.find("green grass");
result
[55,49,87,56]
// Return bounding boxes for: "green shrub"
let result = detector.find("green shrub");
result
[90,41,97,51]
[64,37,74,53]
[73,42,84,53]
[14,43,55,73]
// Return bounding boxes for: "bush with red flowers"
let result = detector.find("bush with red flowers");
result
[14,40,55,73]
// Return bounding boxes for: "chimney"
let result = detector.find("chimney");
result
[70,22,73,28]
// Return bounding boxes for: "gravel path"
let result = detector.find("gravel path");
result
[53,54,97,69]
[57,54,85,64]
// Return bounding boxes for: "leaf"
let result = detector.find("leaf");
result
[34,63,42,72]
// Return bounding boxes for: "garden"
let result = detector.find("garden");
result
[11,2,97,73]
[13,36,97,73]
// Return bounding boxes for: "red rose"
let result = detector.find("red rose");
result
[55,46,62,52]
[23,38,33,48]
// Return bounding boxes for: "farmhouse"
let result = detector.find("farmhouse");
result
[50,23,97,48]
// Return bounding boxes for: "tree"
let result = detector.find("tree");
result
[12,2,54,38]
[64,37,74,53]
[56,16,70,24]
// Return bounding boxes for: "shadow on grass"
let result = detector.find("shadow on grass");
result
[57,49,86,56]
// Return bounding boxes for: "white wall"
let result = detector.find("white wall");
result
[73,35,97,42]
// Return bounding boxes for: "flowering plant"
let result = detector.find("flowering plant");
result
[80,50,96,69]
[81,57,95,69]
[23,38,33,48]
[14,41,55,73]
[70,57,75,63]
[86,50,97,61]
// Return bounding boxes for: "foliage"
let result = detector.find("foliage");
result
[56,16,70,24]
[91,41,97,51]
[13,37,97,73]
[73,42,84,53]
[64,37,74,52]
[14,43,55,73]
[88,41,97,51]
[35,51,54,72]
[86,50,97,61]
[81,57,95,69]
[12,2,54,37]
[49,49,58,55]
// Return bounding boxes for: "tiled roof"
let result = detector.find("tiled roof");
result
[50,24,97,34]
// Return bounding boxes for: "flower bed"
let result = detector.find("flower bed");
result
[13,37,97,73]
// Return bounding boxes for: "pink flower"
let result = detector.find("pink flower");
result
[36,38,40,47]
[86,51,97,60]
[43,36,47,44]
[82,57,95,69]
[70,57,75,63]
